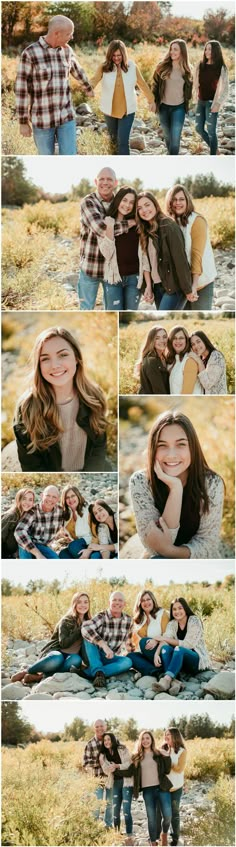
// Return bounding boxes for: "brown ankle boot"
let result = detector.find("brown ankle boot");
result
[161,833,168,846]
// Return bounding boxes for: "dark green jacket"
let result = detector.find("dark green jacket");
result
[139,353,170,395]
[150,219,192,296]
[2,508,21,557]
[40,613,83,657]
[153,71,193,112]
[133,752,172,799]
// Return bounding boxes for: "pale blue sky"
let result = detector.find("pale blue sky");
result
[2,561,233,587]
[22,155,235,193]
[20,699,234,733]
[170,0,234,17]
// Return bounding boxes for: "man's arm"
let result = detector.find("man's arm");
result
[83,741,94,771]
[15,51,33,135]
[69,52,94,95]
[14,511,45,558]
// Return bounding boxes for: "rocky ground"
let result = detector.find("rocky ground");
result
[2,646,235,702]
[1,473,117,515]
[75,82,235,156]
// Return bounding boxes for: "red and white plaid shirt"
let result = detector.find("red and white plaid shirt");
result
[81,609,134,654]
[14,504,64,552]
[15,36,93,129]
[80,192,130,278]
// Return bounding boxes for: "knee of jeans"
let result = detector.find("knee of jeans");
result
[139,638,148,651]
[174,646,181,653]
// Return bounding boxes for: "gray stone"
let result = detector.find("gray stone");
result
[33,672,94,695]
[24,693,53,700]
[203,671,235,699]
[136,675,157,691]
[2,683,31,700]
[154,693,178,700]
[106,690,124,700]
[1,678,12,686]
[130,135,146,151]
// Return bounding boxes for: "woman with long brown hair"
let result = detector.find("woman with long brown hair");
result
[154,597,211,693]
[194,40,229,155]
[161,727,187,846]
[130,410,224,558]
[135,326,170,394]
[11,591,91,684]
[91,39,155,155]
[13,327,109,472]
[167,325,203,395]
[99,186,141,310]
[165,184,216,310]
[136,192,195,310]
[88,500,118,558]
[153,40,193,155]
[132,730,172,846]
[2,487,35,558]
[128,589,169,677]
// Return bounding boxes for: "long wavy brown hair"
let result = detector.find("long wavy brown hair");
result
[202,40,226,75]
[132,730,158,766]
[13,488,35,515]
[133,589,161,625]
[165,184,195,227]
[166,325,190,365]
[136,192,165,252]
[154,39,192,81]
[61,485,87,520]
[67,591,91,621]
[165,726,186,753]
[134,326,167,377]
[102,39,129,73]
[18,328,107,452]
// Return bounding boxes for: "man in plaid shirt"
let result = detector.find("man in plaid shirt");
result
[14,485,64,559]
[78,167,136,310]
[15,15,94,155]
[83,719,113,828]
[81,591,133,688]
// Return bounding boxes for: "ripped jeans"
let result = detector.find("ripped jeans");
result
[113,783,133,834]
[195,100,218,155]
[103,275,140,310]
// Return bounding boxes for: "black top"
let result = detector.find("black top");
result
[177,622,188,640]
[116,227,139,276]
[199,63,219,101]
[139,353,170,395]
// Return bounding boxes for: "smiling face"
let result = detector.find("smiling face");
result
[137,196,157,222]
[112,49,123,66]
[20,491,35,511]
[41,486,59,512]
[95,169,117,201]
[170,41,181,62]
[109,593,125,618]
[39,336,77,390]
[75,594,90,617]
[140,593,154,614]
[141,732,152,750]
[204,42,212,62]
[172,330,188,355]
[171,190,187,217]
[155,423,191,483]
[93,502,109,523]
[103,734,112,749]
[65,488,79,510]
[118,192,135,217]
[164,729,172,746]
[172,600,187,623]
[94,720,107,740]
[154,329,168,354]
[191,335,208,357]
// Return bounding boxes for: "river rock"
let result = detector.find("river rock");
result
[2,683,31,700]
[135,675,157,691]
[203,670,235,699]
[130,134,146,151]
[33,672,94,695]
[24,693,53,700]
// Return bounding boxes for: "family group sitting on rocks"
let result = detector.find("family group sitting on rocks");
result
[2,484,117,560]
[10,589,211,694]
[82,717,187,846]
[15,15,229,157]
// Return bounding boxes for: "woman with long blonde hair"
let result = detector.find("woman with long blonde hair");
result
[132,730,172,846]
[2,487,35,558]
[11,591,91,684]
[91,39,155,155]
[135,325,169,394]
[13,327,109,472]
[153,40,193,155]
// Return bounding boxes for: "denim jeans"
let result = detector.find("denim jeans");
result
[83,641,132,679]
[158,290,186,310]
[113,783,133,834]
[195,100,218,155]
[59,538,102,559]
[160,644,199,678]
[78,270,104,310]
[189,281,214,311]
[103,275,140,310]
[28,650,82,675]
[143,786,171,842]
[170,787,183,844]
[19,542,59,559]
[94,784,113,828]
[104,113,135,155]
[129,638,162,676]
[159,103,185,155]
[33,119,77,155]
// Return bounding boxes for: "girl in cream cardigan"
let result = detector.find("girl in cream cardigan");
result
[91,39,155,155]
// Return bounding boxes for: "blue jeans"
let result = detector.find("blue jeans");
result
[189,281,214,311]
[129,638,162,676]
[28,650,82,675]
[159,103,185,155]
[170,787,183,844]
[94,784,113,828]
[143,786,171,842]
[195,100,218,155]
[160,644,199,678]
[19,542,59,559]
[78,270,104,310]
[104,113,135,155]
[59,538,102,559]
[113,784,133,834]
[103,275,140,310]
[33,119,77,155]
[159,290,186,310]
[83,641,132,679]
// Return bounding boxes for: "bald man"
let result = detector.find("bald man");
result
[79,167,136,310]
[15,15,94,155]
[14,485,64,558]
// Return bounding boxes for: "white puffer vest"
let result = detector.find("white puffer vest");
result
[181,212,216,289]
[170,353,203,395]
[100,60,137,115]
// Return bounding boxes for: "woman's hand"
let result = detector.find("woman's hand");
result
[154,459,183,491]
[158,746,170,757]
[145,639,158,651]
[186,291,198,302]
[154,649,162,667]
[78,549,91,559]
[149,102,157,113]
[143,285,154,304]
[188,352,205,372]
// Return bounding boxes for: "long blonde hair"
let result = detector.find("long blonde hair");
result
[67,592,91,621]
[18,328,107,452]
[136,192,164,253]
[132,730,158,766]
[134,325,167,377]
[154,39,192,80]
[13,488,35,515]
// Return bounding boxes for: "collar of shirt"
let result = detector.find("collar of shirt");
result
[106,609,124,621]
[95,190,114,212]
[39,35,65,54]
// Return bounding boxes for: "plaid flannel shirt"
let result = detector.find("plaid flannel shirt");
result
[14,504,64,552]
[15,36,93,129]
[81,609,134,654]
[80,192,129,278]
[83,736,104,778]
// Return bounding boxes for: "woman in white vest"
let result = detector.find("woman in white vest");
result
[161,727,187,847]
[166,325,204,395]
[165,183,216,310]
[90,39,155,155]
[128,589,169,677]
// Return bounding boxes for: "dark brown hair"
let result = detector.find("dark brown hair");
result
[133,589,161,624]
[165,184,195,227]
[61,485,87,520]
[136,192,165,252]
[190,331,216,366]
[202,40,226,76]
[108,186,137,220]
[166,325,190,365]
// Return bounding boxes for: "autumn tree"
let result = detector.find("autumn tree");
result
[2,703,33,746]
